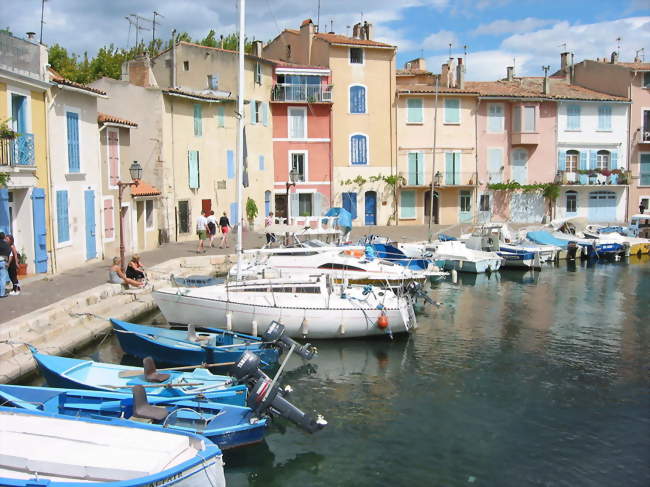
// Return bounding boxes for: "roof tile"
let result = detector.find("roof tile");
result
[98,112,138,127]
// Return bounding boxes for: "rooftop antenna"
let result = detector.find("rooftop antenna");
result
[448,43,452,61]
[125,14,152,51]
[559,42,567,51]
[542,65,550,76]
[616,36,622,56]
[316,0,320,33]
[636,48,646,62]
[329,19,334,33]
[463,44,468,56]
[39,0,47,44]
[346,25,351,36]
[152,11,164,44]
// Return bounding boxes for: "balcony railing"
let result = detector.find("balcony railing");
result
[399,170,478,187]
[271,83,333,102]
[638,130,650,144]
[555,170,630,186]
[0,32,44,80]
[0,134,35,167]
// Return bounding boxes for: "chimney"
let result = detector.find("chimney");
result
[300,18,315,64]
[26,31,36,40]
[352,23,362,39]
[440,62,450,88]
[405,58,426,71]
[127,54,157,88]
[610,51,619,64]
[363,21,373,40]
[220,34,224,49]
[543,66,550,95]
[506,66,514,81]
[560,52,571,70]
[252,40,263,58]
[456,57,465,89]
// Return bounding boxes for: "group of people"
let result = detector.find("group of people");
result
[196,210,232,253]
[0,231,21,297]
[108,254,147,288]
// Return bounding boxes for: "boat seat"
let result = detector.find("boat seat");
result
[131,385,170,422]
[142,356,170,383]
[187,323,210,343]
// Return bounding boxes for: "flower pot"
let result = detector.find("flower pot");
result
[17,263,27,276]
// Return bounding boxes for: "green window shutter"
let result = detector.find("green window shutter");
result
[444,98,460,123]
[250,101,256,124]
[193,104,202,136]
[188,150,200,188]
[262,102,269,126]
[407,98,423,123]
[445,152,454,185]
[56,190,70,243]
[217,105,225,127]
[408,153,417,185]
[417,152,425,185]
[610,150,618,170]
[640,154,650,186]
[400,190,416,219]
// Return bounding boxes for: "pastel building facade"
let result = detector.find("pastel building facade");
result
[268,61,332,219]
[265,19,396,226]
[0,32,49,274]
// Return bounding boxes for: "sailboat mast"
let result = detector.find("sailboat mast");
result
[235,0,245,279]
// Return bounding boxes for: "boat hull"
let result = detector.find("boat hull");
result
[441,258,502,274]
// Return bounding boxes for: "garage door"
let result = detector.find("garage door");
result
[588,191,617,222]
[510,192,545,223]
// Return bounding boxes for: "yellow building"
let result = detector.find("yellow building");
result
[0,32,51,273]
[264,19,397,225]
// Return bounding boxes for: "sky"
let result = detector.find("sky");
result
[2,0,650,81]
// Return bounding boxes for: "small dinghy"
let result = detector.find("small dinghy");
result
[0,405,225,486]
[111,318,283,368]
[0,384,268,450]
[30,349,247,401]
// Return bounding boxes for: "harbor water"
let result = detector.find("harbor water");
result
[68,257,649,486]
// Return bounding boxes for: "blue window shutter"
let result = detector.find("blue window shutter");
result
[558,150,566,171]
[342,192,357,220]
[193,104,202,136]
[417,152,425,184]
[250,101,256,124]
[0,188,9,234]
[259,155,265,171]
[567,105,580,130]
[227,150,235,179]
[598,105,611,130]
[579,151,587,170]
[407,98,423,123]
[262,102,269,126]
[350,86,366,113]
[445,99,460,123]
[66,112,80,173]
[217,105,225,127]
[400,190,416,219]
[408,153,417,185]
[31,188,48,273]
[188,151,200,188]
[610,150,618,170]
[229,202,238,225]
[445,152,454,185]
[589,150,597,170]
[56,190,69,243]
[351,135,367,164]
[640,154,650,186]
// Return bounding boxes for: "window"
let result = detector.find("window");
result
[567,104,581,130]
[480,194,490,212]
[183,61,190,71]
[227,150,235,179]
[596,150,610,171]
[487,103,504,132]
[264,190,271,216]
[66,111,80,173]
[643,110,650,142]
[349,47,363,64]
[259,155,265,171]
[254,101,262,124]
[460,191,471,213]
[288,107,306,139]
[255,62,262,85]
[188,150,200,189]
[318,263,366,271]
[350,134,368,165]
[350,85,366,114]
[207,74,219,90]
[598,105,612,131]
[178,200,190,233]
[444,98,460,124]
[103,197,114,240]
[298,193,312,216]
[290,152,306,181]
[566,191,577,214]
[408,152,424,185]
[107,128,119,187]
[644,72,650,88]
[56,190,70,243]
[400,190,416,219]
[641,153,650,186]
[145,200,154,229]
[216,105,225,127]
[192,104,203,136]
[523,106,536,132]
[407,98,423,123]
[566,150,579,173]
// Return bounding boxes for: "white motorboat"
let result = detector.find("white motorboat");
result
[231,246,429,289]
[0,406,225,487]
[400,240,503,274]
[154,275,416,339]
[463,231,542,270]
[583,224,650,255]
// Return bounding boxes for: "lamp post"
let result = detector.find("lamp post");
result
[117,161,143,270]
[285,168,297,224]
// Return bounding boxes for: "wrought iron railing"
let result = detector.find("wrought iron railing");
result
[556,170,630,185]
[0,134,35,167]
[271,83,333,102]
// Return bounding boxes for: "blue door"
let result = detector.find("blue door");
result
[31,188,48,273]
[364,191,377,225]
[0,188,9,234]
[342,192,357,220]
[84,190,96,260]
[459,190,472,223]
[11,94,27,133]
[588,191,617,222]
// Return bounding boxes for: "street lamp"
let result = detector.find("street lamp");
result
[117,161,143,270]
[285,168,297,223]
[434,171,442,187]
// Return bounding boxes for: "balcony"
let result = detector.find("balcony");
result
[0,134,35,167]
[637,130,650,144]
[271,83,333,103]
[555,169,630,186]
[511,131,540,145]
[399,170,477,187]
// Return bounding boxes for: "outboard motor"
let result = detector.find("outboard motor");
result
[263,322,317,360]
[405,281,435,306]
[232,351,327,434]
[566,241,578,261]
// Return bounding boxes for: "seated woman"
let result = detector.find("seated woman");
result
[109,257,144,288]
[125,254,146,281]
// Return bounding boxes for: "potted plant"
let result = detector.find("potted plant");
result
[0,118,18,139]
[245,197,258,230]
[17,249,28,276]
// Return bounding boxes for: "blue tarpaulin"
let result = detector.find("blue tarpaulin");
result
[325,207,352,231]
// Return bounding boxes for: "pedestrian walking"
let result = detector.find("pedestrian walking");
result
[196,210,208,253]
[264,211,276,246]
[5,235,20,295]
[207,210,218,247]
[218,212,232,248]
[0,232,10,298]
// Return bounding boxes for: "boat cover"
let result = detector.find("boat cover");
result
[526,231,569,249]
[324,207,352,230]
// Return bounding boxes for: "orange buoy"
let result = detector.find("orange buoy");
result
[377,313,389,329]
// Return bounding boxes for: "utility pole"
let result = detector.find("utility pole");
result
[428,75,440,241]
[39,0,47,44]
[152,11,164,44]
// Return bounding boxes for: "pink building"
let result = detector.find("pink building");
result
[268,61,333,220]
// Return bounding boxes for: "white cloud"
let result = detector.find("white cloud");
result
[423,30,459,51]
[473,17,558,36]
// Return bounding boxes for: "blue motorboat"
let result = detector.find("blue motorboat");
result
[0,405,225,486]
[30,349,247,402]
[0,384,268,450]
[357,236,431,271]
[526,230,624,259]
[497,247,541,270]
[111,318,281,368]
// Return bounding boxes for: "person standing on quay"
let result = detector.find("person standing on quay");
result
[5,235,20,295]
[218,211,232,248]
[0,232,10,298]
[207,210,218,247]
[196,210,208,253]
